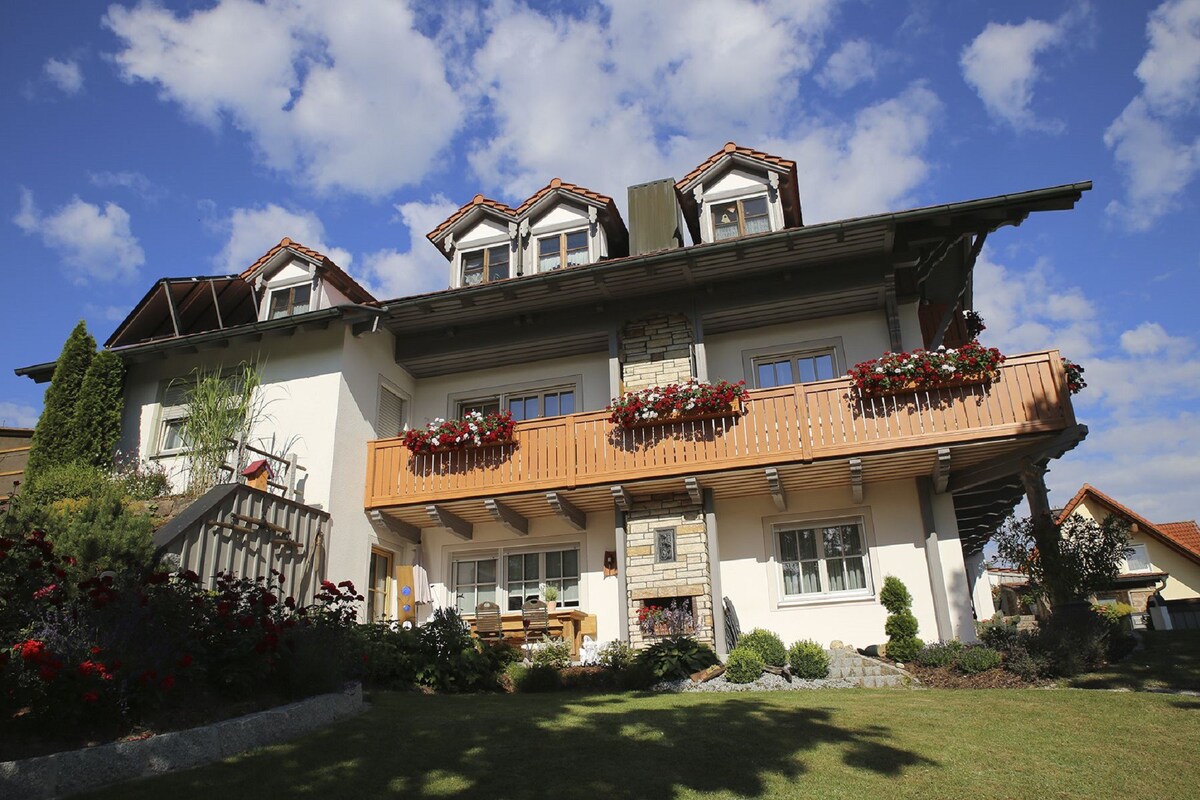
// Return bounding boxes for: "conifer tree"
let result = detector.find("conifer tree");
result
[69,349,126,468]
[24,321,96,480]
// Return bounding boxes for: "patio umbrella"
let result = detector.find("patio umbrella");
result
[412,540,433,605]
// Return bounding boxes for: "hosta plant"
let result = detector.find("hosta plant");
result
[607,379,748,428]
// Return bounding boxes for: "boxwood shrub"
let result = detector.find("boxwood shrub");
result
[725,646,765,684]
[736,628,787,667]
[787,639,829,679]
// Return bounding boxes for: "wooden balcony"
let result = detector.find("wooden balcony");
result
[365,350,1076,516]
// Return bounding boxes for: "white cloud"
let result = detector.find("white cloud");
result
[818,39,876,93]
[974,250,1200,522]
[105,0,461,196]
[1105,0,1200,230]
[43,57,83,94]
[13,188,144,283]
[0,401,39,429]
[88,170,164,202]
[960,16,1069,132]
[355,196,460,299]
[215,204,351,274]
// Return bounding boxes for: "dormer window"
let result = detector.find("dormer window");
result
[462,245,510,286]
[267,283,311,319]
[712,195,770,240]
[538,230,589,271]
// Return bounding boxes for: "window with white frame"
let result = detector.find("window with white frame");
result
[451,547,581,615]
[266,283,311,319]
[1125,544,1151,573]
[753,348,838,388]
[776,521,871,599]
[461,244,510,286]
[157,381,190,454]
[537,230,589,271]
[711,195,770,240]
[456,385,576,421]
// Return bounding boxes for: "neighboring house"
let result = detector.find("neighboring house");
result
[0,427,33,510]
[1056,484,1200,626]
[18,142,1092,650]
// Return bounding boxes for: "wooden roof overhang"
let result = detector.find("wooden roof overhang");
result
[377,182,1091,378]
[106,275,259,349]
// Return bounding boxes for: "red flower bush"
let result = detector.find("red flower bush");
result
[607,379,748,428]
[403,410,516,454]
[1062,358,1086,394]
[846,340,1006,399]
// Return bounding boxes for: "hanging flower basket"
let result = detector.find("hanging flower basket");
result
[846,340,1005,400]
[608,379,748,429]
[403,410,516,455]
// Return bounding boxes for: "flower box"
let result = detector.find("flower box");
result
[403,410,516,455]
[608,379,749,429]
[859,372,999,400]
[846,340,1006,400]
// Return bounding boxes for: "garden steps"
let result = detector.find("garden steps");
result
[825,645,916,688]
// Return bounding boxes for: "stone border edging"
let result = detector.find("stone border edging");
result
[0,682,364,799]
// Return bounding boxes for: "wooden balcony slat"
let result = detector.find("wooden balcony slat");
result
[365,351,1075,510]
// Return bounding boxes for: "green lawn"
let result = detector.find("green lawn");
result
[1071,630,1200,691]
[83,688,1200,800]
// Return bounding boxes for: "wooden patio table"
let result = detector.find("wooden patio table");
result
[468,609,589,658]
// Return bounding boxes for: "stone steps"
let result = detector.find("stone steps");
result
[825,646,916,688]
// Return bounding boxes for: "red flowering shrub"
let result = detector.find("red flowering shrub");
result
[607,380,748,428]
[403,410,516,454]
[1062,358,1086,394]
[846,340,1006,399]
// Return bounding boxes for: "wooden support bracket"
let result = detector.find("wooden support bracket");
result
[425,505,473,540]
[546,492,586,531]
[765,467,787,511]
[368,510,422,544]
[933,448,951,494]
[850,458,864,504]
[611,485,632,512]
[484,498,528,535]
[684,476,703,505]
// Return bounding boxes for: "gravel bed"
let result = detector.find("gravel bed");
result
[654,672,858,692]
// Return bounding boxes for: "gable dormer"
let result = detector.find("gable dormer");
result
[426,195,519,289]
[676,142,803,245]
[513,178,628,275]
[241,238,375,321]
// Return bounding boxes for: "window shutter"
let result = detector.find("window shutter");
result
[377,387,406,437]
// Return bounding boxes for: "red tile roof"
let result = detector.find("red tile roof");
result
[675,141,797,191]
[1057,484,1200,565]
[240,238,376,305]
[426,194,517,243]
[513,177,615,215]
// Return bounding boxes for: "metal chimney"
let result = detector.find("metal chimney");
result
[627,178,684,256]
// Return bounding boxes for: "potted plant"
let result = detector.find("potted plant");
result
[607,379,749,429]
[543,584,559,612]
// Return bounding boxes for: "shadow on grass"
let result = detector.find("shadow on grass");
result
[1169,699,1200,711]
[93,691,937,800]
[1071,631,1200,692]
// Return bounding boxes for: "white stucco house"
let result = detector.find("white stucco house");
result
[18,142,1092,653]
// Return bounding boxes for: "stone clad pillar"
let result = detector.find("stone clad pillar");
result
[618,314,695,391]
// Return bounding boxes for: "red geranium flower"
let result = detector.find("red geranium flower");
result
[82,691,99,703]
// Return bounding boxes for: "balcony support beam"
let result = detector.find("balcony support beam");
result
[765,467,787,511]
[946,424,1088,493]
[684,476,703,505]
[850,458,864,504]
[425,505,473,540]
[933,448,951,494]
[367,510,421,544]
[546,492,586,531]
[484,499,528,536]
[611,485,632,513]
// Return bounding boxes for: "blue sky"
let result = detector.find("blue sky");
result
[2,1,1198,521]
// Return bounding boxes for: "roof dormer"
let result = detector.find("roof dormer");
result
[241,238,375,321]
[426,195,519,289]
[676,142,803,245]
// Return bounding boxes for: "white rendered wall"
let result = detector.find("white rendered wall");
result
[703,311,892,386]
[931,489,978,642]
[713,480,946,650]
[419,513,621,642]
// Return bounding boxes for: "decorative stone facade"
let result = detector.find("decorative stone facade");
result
[619,314,694,392]
[624,494,714,648]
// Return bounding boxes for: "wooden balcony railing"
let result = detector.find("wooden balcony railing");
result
[365,350,1075,509]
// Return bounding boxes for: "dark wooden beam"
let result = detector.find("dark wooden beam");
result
[367,510,421,544]
[484,498,528,535]
[425,505,472,540]
[546,492,586,531]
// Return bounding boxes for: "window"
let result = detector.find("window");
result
[157,381,190,454]
[452,547,580,614]
[456,386,576,420]
[655,528,676,563]
[776,521,870,599]
[1125,544,1151,573]
[376,383,408,438]
[461,245,510,286]
[711,195,770,240]
[537,230,589,271]
[753,349,837,389]
[267,283,311,319]
[367,549,394,622]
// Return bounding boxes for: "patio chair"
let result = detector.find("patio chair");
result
[474,601,503,643]
[521,599,550,645]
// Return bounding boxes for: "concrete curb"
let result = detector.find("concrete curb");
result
[0,682,364,799]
